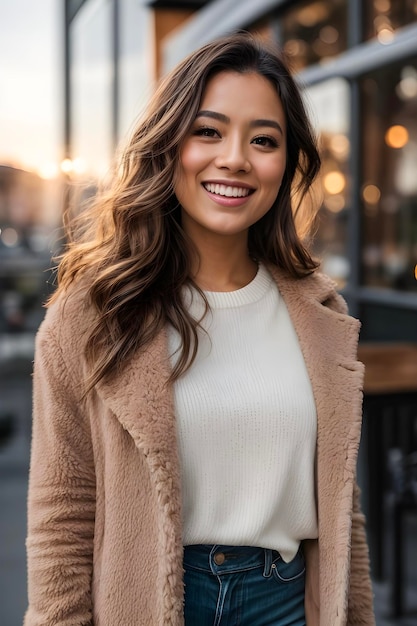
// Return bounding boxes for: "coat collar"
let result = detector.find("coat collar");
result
[268,264,361,364]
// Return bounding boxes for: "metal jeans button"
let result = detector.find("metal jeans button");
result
[214,552,225,565]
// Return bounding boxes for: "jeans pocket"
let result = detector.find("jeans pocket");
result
[271,551,305,583]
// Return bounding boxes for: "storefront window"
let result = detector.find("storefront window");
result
[361,57,417,292]
[279,0,348,72]
[71,0,113,180]
[363,0,417,44]
[304,78,351,289]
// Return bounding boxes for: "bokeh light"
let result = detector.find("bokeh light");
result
[329,134,350,159]
[362,184,381,204]
[323,171,346,194]
[385,124,409,148]
[377,27,395,43]
[1,227,19,247]
[324,194,345,213]
[60,158,74,174]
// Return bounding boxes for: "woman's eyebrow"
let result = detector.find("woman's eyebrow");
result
[250,119,284,136]
[196,110,284,136]
[196,110,229,124]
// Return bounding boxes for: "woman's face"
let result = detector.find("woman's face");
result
[174,70,287,245]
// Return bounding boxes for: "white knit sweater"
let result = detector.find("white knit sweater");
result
[168,264,318,562]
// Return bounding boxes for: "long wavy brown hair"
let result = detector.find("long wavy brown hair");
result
[53,32,321,389]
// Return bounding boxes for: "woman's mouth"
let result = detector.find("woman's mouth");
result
[203,183,253,198]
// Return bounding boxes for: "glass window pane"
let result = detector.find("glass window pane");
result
[363,0,417,44]
[118,0,153,141]
[304,78,351,289]
[360,303,417,341]
[361,58,417,293]
[71,0,113,180]
[279,0,348,72]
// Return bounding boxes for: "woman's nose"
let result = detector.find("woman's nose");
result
[214,138,251,173]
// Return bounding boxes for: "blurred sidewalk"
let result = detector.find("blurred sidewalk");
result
[0,355,31,626]
[0,352,416,625]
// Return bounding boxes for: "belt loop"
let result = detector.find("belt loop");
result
[263,548,273,577]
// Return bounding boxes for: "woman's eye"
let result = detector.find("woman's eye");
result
[194,127,219,138]
[252,136,279,148]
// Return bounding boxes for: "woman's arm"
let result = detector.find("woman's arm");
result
[24,323,96,626]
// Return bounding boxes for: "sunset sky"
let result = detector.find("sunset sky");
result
[0,0,61,177]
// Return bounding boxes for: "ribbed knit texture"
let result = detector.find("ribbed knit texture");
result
[168,264,318,562]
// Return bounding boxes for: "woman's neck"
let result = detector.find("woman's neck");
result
[188,233,257,292]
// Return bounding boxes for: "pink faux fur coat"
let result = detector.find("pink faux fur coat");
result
[25,266,375,625]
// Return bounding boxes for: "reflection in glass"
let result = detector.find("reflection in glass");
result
[361,58,417,292]
[304,78,350,289]
[280,0,347,72]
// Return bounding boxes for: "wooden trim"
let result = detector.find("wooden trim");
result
[152,8,195,79]
[359,342,417,394]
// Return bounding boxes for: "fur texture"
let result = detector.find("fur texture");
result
[25,267,375,625]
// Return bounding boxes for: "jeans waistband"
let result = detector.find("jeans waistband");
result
[183,544,283,577]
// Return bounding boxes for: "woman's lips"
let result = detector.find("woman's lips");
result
[202,182,254,207]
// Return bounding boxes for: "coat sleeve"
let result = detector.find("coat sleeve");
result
[347,483,375,624]
[24,322,96,626]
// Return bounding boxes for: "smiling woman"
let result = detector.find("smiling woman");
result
[174,71,287,289]
[24,33,375,626]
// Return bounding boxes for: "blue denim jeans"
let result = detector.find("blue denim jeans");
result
[183,544,306,626]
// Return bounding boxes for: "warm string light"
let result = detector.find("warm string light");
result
[373,0,394,43]
[323,171,346,194]
[385,125,409,148]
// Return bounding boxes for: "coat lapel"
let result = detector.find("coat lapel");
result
[270,266,365,624]
[96,329,184,623]
[96,328,176,457]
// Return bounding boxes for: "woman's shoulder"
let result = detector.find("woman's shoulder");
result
[37,279,96,350]
[267,263,349,316]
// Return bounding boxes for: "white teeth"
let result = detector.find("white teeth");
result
[204,183,250,197]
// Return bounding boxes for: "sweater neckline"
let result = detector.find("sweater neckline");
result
[202,264,273,309]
